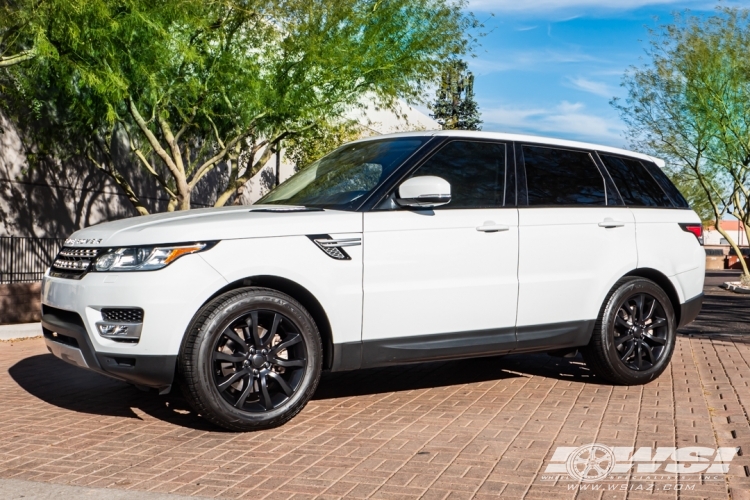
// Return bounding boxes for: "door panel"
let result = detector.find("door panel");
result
[362,209,519,343]
[516,207,637,331]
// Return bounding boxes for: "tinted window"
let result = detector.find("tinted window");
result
[258,137,427,210]
[411,141,506,208]
[641,161,690,209]
[523,146,605,206]
[599,154,673,207]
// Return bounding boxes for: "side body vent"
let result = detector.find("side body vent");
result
[307,235,361,261]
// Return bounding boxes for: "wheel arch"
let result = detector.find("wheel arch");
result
[198,275,335,371]
[623,268,682,325]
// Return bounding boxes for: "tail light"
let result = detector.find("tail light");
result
[679,223,704,245]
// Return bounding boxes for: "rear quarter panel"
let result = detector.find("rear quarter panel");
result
[633,208,705,301]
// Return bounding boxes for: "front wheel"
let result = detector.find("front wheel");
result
[582,277,676,385]
[179,287,322,431]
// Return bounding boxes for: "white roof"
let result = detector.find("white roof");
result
[351,130,666,168]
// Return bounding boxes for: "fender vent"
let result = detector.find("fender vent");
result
[307,235,361,261]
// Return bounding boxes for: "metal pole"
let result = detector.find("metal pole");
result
[275,142,281,187]
[9,236,14,285]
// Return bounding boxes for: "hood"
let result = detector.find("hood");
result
[64,206,362,247]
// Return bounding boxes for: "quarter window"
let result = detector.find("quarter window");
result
[522,145,606,206]
[410,141,506,209]
[599,154,673,208]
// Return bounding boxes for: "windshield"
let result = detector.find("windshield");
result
[256,137,429,210]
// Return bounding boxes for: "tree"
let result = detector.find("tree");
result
[613,8,750,281]
[430,59,481,130]
[2,0,475,213]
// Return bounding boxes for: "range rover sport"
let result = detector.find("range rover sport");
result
[41,131,705,431]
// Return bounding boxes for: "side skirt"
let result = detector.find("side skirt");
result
[330,320,595,372]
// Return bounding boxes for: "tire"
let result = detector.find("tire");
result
[179,287,322,431]
[582,277,676,385]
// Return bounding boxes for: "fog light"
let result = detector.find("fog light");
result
[98,324,130,336]
[96,321,143,341]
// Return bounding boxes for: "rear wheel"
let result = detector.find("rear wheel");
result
[582,277,676,385]
[179,287,322,431]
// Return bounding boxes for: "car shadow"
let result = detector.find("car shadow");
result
[9,350,603,430]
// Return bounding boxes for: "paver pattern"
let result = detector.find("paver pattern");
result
[1,272,749,499]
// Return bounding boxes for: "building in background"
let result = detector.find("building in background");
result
[0,101,438,240]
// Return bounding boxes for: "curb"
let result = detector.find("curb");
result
[0,323,42,341]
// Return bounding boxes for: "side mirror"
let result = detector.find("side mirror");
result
[395,176,452,208]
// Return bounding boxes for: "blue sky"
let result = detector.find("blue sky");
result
[457,0,741,148]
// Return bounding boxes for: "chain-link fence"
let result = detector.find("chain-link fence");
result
[0,237,66,284]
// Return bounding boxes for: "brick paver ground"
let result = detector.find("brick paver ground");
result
[1,272,749,499]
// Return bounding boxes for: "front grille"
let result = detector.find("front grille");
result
[50,247,103,279]
[101,308,144,323]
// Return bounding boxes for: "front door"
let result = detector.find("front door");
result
[361,140,519,367]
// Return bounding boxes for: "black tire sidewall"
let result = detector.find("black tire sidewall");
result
[185,289,322,429]
[598,279,676,384]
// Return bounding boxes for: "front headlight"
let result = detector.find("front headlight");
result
[94,243,212,272]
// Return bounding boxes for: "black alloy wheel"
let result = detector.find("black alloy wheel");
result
[180,287,322,431]
[583,277,676,385]
[611,293,668,371]
[211,310,306,412]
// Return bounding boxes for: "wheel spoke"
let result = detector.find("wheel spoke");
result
[258,373,273,410]
[246,312,263,348]
[643,298,656,320]
[620,342,635,361]
[268,314,282,347]
[615,315,632,330]
[234,379,254,408]
[271,333,302,355]
[217,369,248,392]
[615,334,633,347]
[268,371,293,396]
[214,351,245,363]
[642,341,655,364]
[222,328,248,353]
[644,334,666,345]
[635,294,645,321]
[273,357,304,368]
[648,317,667,330]
[636,342,643,370]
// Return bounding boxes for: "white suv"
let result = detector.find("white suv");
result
[42,131,705,431]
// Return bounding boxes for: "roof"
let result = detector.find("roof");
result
[350,130,665,168]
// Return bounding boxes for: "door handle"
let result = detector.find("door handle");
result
[598,218,626,228]
[476,222,510,233]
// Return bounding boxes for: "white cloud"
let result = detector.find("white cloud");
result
[471,49,602,75]
[566,76,616,97]
[481,101,624,145]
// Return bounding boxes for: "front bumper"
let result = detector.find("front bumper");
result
[40,253,228,389]
[42,310,176,390]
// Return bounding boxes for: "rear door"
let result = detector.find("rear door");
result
[598,153,705,300]
[515,144,637,349]
[362,140,519,366]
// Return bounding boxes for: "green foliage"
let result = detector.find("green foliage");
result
[1,0,475,212]
[614,7,750,275]
[430,59,481,130]
[284,120,362,172]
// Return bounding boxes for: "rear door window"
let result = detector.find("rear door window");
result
[522,145,606,206]
[410,140,506,209]
[598,154,673,208]
[640,161,690,209]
